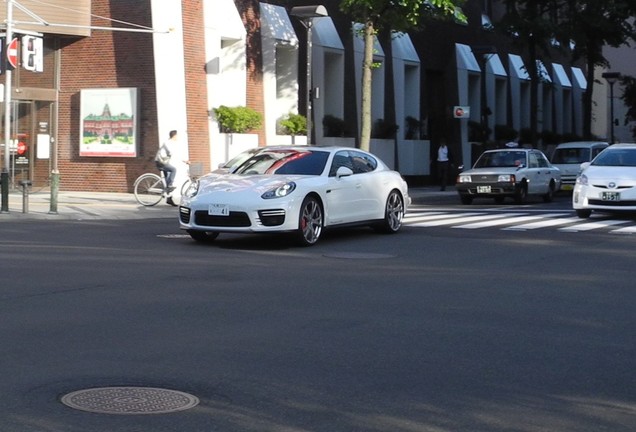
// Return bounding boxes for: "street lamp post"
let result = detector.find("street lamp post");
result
[602,71,621,144]
[290,5,327,145]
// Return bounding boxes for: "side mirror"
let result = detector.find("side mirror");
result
[580,162,591,171]
[336,166,353,178]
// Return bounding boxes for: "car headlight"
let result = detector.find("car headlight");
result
[183,179,200,198]
[576,174,588,185]
[262,182,296,199]
[458,175,471,183]
[498,174,516,183]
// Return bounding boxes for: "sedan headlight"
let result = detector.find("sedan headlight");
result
[183,179,200,198]
[262,182,296,199]
[498,174,516,183]
[576,174,588,185]
[458,175,472,183]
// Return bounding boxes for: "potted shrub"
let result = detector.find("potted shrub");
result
[213,105,262,134]
[279,113,306,144]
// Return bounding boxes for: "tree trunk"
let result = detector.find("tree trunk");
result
[359,20,375,151]
[583,54,595,139]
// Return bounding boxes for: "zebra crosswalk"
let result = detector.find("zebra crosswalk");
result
[404,208,636,234]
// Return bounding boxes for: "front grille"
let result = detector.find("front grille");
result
[258,209,286,226]
[591,185,633,190]
[194,210,251,227]
[179,206,191,224]
[588,199,636,207]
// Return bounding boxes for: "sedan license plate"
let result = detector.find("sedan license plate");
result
[208,204,229,216]
[477,185,491,194]
[602,192,620,201]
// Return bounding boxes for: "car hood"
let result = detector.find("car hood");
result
[583,166,636,182]
[552,164,581,176]
[461,167,522,176]
[196,173,308,196]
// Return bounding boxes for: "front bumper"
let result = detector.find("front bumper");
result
[456,182,518,197]
[573,184,636,210]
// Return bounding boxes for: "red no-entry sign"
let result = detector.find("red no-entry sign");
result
[7,38,18,69]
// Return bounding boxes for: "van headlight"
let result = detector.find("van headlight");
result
[458,175,471,183]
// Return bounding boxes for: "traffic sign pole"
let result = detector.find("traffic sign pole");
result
[1,0,13,212]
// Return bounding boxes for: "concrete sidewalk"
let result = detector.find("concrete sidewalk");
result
[0,186,455,221]
[1,190,178,221]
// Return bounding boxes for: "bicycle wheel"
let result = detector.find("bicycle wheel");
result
[180,178,191,196]
[134,173,164,206]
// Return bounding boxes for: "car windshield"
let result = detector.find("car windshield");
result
[474,151,527,168]
[221,148,261,171]
[551,148,590,164]
[234,150,330,176]
[592,149,636,167]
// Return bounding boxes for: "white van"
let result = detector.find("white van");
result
[550,141,609,191]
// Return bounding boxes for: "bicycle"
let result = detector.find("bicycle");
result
[133,171,169,206]
[133,162,203,206]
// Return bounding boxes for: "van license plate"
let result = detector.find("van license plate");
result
[477,186,491,193]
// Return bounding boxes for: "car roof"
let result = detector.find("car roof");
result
[602,143,636,149]
[554,141,608,149]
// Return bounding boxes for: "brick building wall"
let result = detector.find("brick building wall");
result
[56,0,158,192]
[181,0,211,173]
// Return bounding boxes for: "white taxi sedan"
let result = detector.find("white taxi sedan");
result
[573,143,636,218]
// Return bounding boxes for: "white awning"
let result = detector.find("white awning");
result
[209,0,246,41]
[313,17,343,50]
[508,54,529,80]
[486,53,506,77]
[552,63,572,87]
[393,32,419,63]
[456,43,479,72]
[571,67,587,90]
[260,3,298,45]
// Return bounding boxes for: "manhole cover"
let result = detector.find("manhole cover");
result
[323,252,395,259]
[61,387,199,415]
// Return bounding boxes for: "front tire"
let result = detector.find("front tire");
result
[187,229,219,243]
[375,190,404,233]
[514,183,528,204]
[576,209,592,219]
[296,196,323,246]
[542,181,555,203]
[460,194,473,205]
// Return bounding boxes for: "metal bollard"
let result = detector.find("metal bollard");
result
[19,180,32,214]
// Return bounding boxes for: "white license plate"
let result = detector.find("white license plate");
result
[602,192,620,201]
[477,186,491,193]
[208,204,230,216]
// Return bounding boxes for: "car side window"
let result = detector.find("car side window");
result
[350,151,377,174]
[329,151,353,177]
[528,152,540,168]
[536,152,550,168]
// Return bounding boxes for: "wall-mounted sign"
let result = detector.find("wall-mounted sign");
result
[453,106,470,119]
[79,88,139,157]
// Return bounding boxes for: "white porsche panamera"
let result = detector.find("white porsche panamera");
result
[179,146,411,246]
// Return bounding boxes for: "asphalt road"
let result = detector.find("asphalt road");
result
[1,214,635,431]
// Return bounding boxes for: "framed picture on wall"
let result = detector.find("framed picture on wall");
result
[79,88,138,157]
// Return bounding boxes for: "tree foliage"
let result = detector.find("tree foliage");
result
[620,76,636,140]
[560,1,636,139]
[339,0,464,151]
